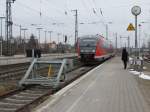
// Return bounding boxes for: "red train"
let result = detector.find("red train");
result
[77,35,114,63]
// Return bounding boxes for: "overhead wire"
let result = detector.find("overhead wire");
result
[39,0,74,32]
[15,0,74,35]
[43,0,74,30]
[80,0,106,32]
[15,1,56,23]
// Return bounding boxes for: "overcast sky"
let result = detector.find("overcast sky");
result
[1,0,150,47]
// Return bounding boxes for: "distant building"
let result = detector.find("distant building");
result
[39,41,57,53]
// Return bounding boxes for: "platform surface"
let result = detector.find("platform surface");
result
[35,57,150,112]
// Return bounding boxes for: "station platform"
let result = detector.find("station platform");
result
[34,57,150,112]
[0,53,76,65]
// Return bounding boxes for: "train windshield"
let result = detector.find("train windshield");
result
[79,38,97,47]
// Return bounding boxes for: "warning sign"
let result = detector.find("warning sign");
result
[127,23,135,31]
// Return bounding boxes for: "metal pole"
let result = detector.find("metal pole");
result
[75,10,78,45]
[21,28,28,54]
[71,9,78,48]
[57,33,61,53]
[0,17,5,56]
[0,41,2,56]
[115,33,117,49]
[138,24,141,56]
[128,36,130,54]
[57,33,60,43]
[6,0,15,55]
[0,17,5,38]
[0,19,2,39]
[38,30,40,47]
[106,24,108,40]
[20,25,22,43]
[48,31,53,43]
[135,15,138,56]
[120,36,122,48]
[45,31,47,49]
[37,28,42,48]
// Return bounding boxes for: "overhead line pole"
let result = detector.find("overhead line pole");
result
[21,28,28,54]
[71,9,78,48]
[106,24,108,40]
[44,31,47,49]
[6,0,15,55]
[0,17,5,39]
[0,17,5,56]
[19,25,22,43]
[36,27,43,48]
[48,31,53,43]
[115,33,117,49]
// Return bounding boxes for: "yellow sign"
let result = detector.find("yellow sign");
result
[127,23,135,31]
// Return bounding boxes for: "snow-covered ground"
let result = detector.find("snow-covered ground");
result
[129,69,150,80]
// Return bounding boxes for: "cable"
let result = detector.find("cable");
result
[14,1,72,31]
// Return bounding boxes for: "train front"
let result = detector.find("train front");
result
[77,36,97,62]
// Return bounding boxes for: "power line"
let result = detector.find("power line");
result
[15,1,74,31]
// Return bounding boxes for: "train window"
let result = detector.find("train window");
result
[79,38,97,47]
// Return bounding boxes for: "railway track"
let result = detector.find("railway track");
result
[0,63,30,81]
[0,63,30,70]
[0,57,78,81]
[0,65,95,112]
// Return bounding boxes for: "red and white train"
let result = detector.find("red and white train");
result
[77,35,114,63]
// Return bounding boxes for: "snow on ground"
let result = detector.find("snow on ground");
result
[129,69,150,80]
[129,70,141,75]
[139,73,150,80]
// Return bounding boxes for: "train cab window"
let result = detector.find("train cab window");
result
[79,38,97,47]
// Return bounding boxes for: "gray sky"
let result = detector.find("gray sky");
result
[1,0,150,47]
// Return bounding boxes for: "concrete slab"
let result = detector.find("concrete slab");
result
[34,57,150,112]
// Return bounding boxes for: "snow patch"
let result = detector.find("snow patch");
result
[143,66,147,70]
[130,71,141,75]
[129,69,134,71]
[139,73,150,80]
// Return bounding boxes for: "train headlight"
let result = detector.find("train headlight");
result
[81,50,84,52]
[92,50,95,52]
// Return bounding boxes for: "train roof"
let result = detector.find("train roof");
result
[78,35,113,45]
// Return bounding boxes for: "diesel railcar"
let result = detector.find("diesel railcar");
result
[77,35,114,62]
